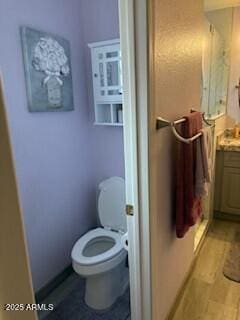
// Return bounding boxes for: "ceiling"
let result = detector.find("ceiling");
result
[205,0,240,11]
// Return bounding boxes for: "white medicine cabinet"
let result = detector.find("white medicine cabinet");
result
[88,39,123,126]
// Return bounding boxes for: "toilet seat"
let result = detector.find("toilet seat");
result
[71,228,124,266]
[98,177,126,233]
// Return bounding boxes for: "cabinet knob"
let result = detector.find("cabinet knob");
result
[94,73,98,78]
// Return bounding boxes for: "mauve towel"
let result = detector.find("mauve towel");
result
[195,139,206,197]
[176,111,203,238]
[201,126,213,183]
[195,126,213,197]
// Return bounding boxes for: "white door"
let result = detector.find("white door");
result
[0,75,37,320]
[119,1,151,320]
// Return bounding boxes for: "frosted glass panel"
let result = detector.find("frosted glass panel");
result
[108,90,119,95]
[107,61,119,86]
[99,63,104,87]
[106,51,118,58]
[201,8,233,119]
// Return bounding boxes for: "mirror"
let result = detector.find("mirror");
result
[201,8,233,119]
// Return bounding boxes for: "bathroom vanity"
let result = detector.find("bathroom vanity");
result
[214,131,240,220]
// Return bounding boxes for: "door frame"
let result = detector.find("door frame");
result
[0,1,151,319]
[0,74,38,320]
[119,1,151,320]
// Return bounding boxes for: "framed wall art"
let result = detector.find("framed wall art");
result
[21,26,74,112]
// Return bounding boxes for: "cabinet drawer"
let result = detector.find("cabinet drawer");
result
[224,152,240,168]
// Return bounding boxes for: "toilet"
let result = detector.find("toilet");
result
[71,177,129,311]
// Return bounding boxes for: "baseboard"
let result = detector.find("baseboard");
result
[166,258,196,320]
[167,219,212,320]
[214,211,240,223]
[194,218,212,256]
[35,265,74,303]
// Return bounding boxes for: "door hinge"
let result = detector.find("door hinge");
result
[126,204,134,216]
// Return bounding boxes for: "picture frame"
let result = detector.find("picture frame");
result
[21,26,74,112]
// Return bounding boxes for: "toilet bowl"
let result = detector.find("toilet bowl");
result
[71,177,129,311]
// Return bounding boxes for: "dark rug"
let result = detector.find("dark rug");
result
[223,231,240,283]
[45,278,130,320]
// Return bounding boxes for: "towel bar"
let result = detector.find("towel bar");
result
[156,111,214,144]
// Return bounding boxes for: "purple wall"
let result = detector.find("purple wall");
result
[80,0,125,186]
[0,0,124,292]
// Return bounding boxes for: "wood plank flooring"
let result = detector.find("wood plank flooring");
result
[171,220,240,320]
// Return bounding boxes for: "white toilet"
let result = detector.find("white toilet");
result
[71,177,129,311]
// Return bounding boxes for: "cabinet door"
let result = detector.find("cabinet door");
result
[224,152,240,168]
[220,167,240,215]
[92,44,122,103]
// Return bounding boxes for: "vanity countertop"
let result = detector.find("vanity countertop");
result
[217,137,240,152]
[217,129,240,152]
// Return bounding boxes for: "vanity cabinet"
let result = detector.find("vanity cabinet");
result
[214,151,240,216]
[88,39,123,126]
[221,167,240,214]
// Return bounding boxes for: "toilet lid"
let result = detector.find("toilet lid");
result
[98,177,127,233]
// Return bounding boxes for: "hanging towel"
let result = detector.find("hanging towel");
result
[195,126,213,197]
[176,111,203,238]
[201,126,213,183]
[195,139,206,197]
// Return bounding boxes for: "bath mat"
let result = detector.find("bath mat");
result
[45,278,130,320]
[223,231,240,283]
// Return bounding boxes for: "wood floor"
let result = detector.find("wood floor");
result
[171,219,240,320]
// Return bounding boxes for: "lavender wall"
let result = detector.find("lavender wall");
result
[80,0,125,185]
[0,0,123,292]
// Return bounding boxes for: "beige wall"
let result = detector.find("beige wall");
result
[148,0,204,319]
[205,0,240,11]
[227,7,240,122]
[0,77,37,320]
